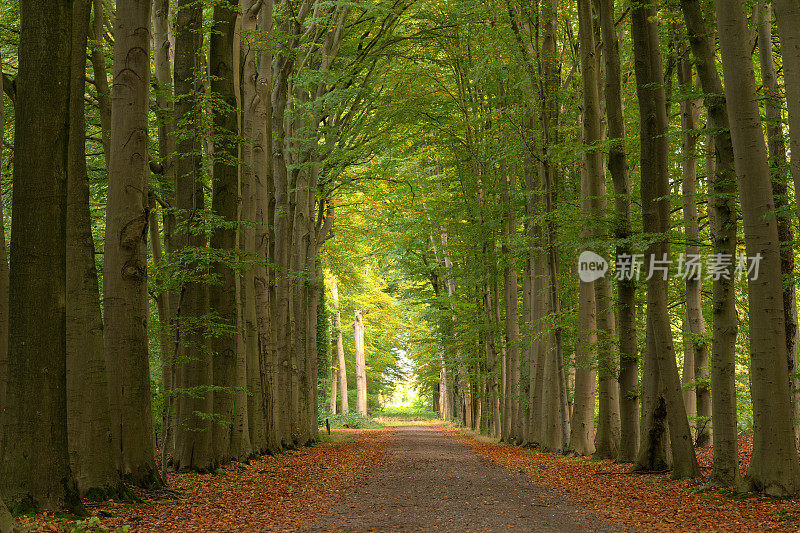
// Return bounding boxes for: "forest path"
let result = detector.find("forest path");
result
[303,425,617,532]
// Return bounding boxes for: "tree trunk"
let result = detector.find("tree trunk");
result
[149,207,179,479]
[173,0,214,472]
[0,498,18,533]
[227,82,252,461]
[526,185,546,447]
[152,0,177,463]
[501,164,521,444]
[597,0,639,462]
[208,0,240,467]
[476,178,500,437]
[716,0,800,496]
[483,279,500,438]
[0,0,83,512]
[329,350,338,415]
[680,0,739,489]
[307,258,322,442]
[290,133,312,445]
[522,126,538,446]
[270,12,301,446]
[772,0,800,223]
[539,0,569,453]
[677,55,711,446]
[254,1,281,454]
[680,316,696,431]
[577,0,619,459]
[569,162,598,456]
[229,239,253,461]
[438,229,471,429]
[0,49,9,460]
[239,0,268,454]
[66,0,121,500]
[354,310,367,416]
[440,360,452,422]
[631,0,699,479]
[104,0,160,490]
[331,281,349,413]
[634,319,670,471]
[755,1,800,445]
[493,279,506,437]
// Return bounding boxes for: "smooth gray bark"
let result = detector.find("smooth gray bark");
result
[717,0,800,496]
[104,0,160,489]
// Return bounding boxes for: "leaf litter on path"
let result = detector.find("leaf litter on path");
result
[18,428,391,532]
[447,427,800,532]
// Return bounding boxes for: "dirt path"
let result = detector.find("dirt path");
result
[304,425,617,532]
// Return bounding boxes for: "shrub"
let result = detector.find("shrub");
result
[319,410,382,429]
[377,406,438,420]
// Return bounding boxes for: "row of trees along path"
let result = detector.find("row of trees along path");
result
[4,0,800,529]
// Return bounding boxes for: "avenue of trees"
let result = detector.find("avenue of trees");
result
[386,0,800,499]
[3,0,800,527]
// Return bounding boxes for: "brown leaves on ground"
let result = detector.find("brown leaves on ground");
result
[19,429,391,532]
[447,428,800,532]
[17,425,800,532]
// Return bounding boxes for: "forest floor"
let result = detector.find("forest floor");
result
[17,429,391,532]
[15,424,800,532]
[451,426,800,532]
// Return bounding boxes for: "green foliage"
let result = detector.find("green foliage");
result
[319,410,382,430]
[378,406,438,420]
[71,517,130,533]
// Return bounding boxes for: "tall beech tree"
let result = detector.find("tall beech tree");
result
[677,56,709,445]
[0,49,9,454]
[173,0,214,472]
[569,0,600,458]
[209,0,241,466]
[66,0,120,499]
[631,0,699,479]
[0,0,83,512]
[354,310,367,416]
[569,165,598,456]
[501,166,521,444]
[773,0,800,223]
[538,0,570,453]
[151,0,178,466]
[680,0,739,489]
[716,0,800,496]
[755,2,800,443]
[103,0,160,488]
[331,281,349,413]
[598,0,638,462]
[577,0,620,459]
[238,0,264,453]
[253,0,280,454]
